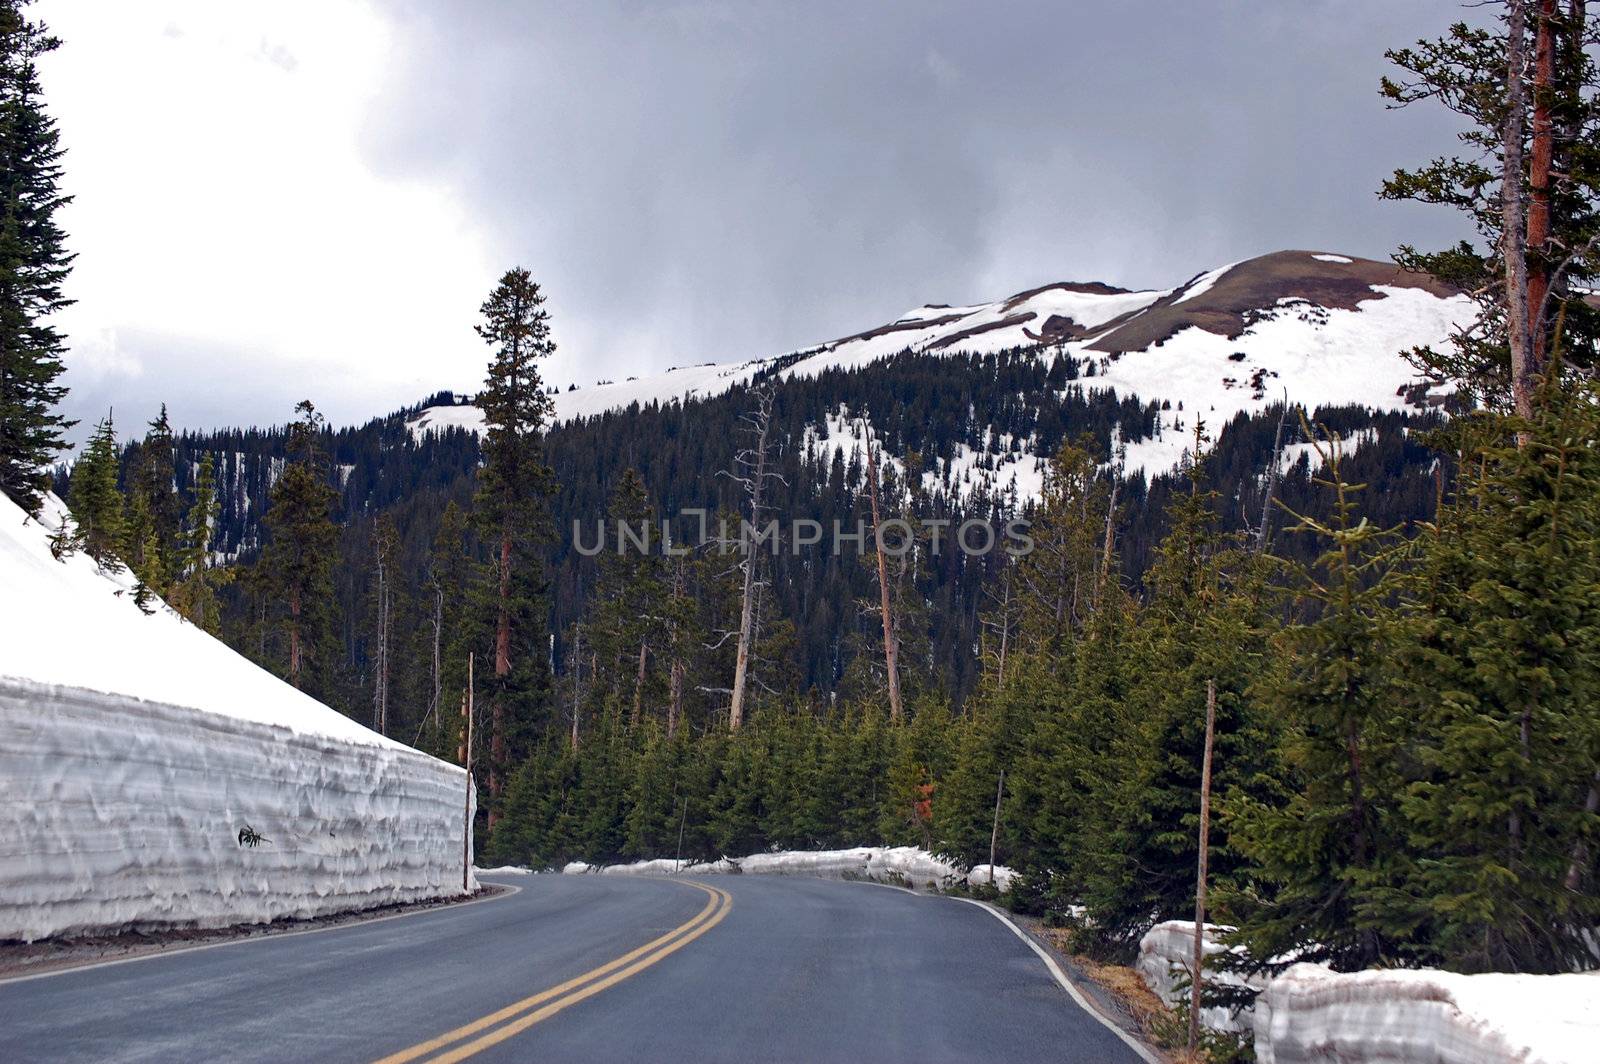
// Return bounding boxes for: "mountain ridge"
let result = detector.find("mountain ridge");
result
[407,248,1471,480]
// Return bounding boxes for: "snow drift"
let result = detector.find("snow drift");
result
[0,495,473,942]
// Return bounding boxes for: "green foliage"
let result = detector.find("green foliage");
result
[260,401,340,693]
[1380,388,1600,972]
[66,414,124,566]
[0,2,72,514]
[168,452,231,632]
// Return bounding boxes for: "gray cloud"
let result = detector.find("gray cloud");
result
[357,0,1475,389]
[51,1,1480,441]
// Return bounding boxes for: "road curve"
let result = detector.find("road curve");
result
[0,874,1147,1063]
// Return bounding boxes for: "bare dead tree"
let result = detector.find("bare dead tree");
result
[1254,396,1293,556]
[719,387,783,729]
[860,415,903,723]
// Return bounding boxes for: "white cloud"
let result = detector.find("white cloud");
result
[35,0,503,436]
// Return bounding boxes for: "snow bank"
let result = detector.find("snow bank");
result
[965,864,1017,892]
[563,847,968,890]
[0,495,473,941]
[1136,920,1600,1062]
[1253,964,1600,1064]
[1137,920,1264,1034]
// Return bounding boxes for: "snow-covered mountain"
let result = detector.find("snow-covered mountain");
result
[407,249,1472,481]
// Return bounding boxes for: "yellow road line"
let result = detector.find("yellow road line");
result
[373,881,730,1064]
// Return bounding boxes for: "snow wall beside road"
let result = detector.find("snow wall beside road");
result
[0,680,474,942]
[0,494,473,942]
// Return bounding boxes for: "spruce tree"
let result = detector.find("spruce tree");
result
[0,2,72,514]
[261,401,339,692]
[1224,426,1410,973]
[1385,386,1600,972]
[66,413,123,566]
[474,267,556,825]
[169,451,230,633]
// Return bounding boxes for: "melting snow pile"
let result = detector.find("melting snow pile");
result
[563,846,995,891]
[1137,920,1265,1035]
[0,494,473,942]
[1254,964,1600,1064]
[1137,920,1600,1062]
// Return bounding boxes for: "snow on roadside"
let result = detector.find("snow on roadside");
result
[1137,920,1265,1035]
[1254,964,1600,1064]
[1136,920,1600,1063]
[965,864,1017,892]
[560,847,1007,892]
[0,494,472,941]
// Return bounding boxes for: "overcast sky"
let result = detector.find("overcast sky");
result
[35,0,1479,443]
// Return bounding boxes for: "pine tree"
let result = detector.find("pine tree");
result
[0,2,73,514]
[370,514,398,736]
[1224,424,1410,973]
[168,451,230,632]
[1383,385,1600,972]
[1381,1,1600,412]
[66,413,123,566]
[474,267,557,824]
[261,401,340,692]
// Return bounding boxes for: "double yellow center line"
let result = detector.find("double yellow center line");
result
[374,880,732,1064]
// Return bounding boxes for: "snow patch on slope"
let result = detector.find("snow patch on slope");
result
[1171,260,1239,306]
[401,257,1473,486]
[1090,285,1464,480]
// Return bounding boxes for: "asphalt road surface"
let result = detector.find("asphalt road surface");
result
[0,873,1151,1063]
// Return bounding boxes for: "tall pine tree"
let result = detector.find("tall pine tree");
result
[0,1,72,514]
[474,267,556,826]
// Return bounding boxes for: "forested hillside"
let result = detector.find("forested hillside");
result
[63,346,1447,734]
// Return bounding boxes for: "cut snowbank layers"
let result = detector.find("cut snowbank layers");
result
[1253,964,1600,1064]
[1137,920,1263,1035]
[561,847,1015,892]
[1137,921,1600,1063]
[0,495,473,941]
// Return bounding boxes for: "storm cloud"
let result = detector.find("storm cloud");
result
[39,0,1477,441]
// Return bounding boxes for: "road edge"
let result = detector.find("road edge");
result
[0,882,521,987]
[953,897,1163,1064]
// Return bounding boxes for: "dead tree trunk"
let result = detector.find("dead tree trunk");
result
[1528,0,1558,373]
[631,640,648,726]
[1503,0,1536,426]
[570,625,583,752]
[728,391,776,730]
[1255,400,1290,556]
[1189,679,1217,1053]
[989,769,1005,885]
[862,419,903,723]
[461,653,474,893]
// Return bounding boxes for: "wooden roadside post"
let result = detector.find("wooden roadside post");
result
[989,769,1005,886]
[1189,678,1217,1052]
[462,652,474,894]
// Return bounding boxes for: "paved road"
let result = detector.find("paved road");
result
[0,874,1149,1063]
